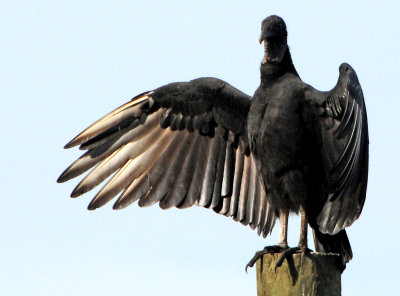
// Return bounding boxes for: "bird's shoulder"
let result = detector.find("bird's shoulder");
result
[253,71,300,100]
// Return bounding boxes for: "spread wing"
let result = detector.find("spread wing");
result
[316,63,369,235]
[58,77,276,237]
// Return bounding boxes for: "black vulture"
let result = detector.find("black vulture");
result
[58,15,368,272]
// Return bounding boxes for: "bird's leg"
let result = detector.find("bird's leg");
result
[274,206,313,271]
[278,209,289,249]
[245,210,289,272]
[298,206,309,250]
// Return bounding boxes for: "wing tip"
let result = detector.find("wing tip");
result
[64,133,89,149]
[112,202,124,210]
[87,203,97,211]
[112,196,135,210]
[70,191,81,198]
[62,92,152,150]
[87,197,105,210]
[64,140,77,149]
[70,184,87,198]
[57,167,76,183]
[57,174,66,183]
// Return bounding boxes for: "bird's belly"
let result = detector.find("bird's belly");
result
[258,102,305,170]
[253,104,311,212]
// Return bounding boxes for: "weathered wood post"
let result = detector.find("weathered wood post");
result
[256,252,341,296]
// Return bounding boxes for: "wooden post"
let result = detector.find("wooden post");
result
[256,252,341,296]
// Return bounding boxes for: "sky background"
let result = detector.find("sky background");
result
[1,1,399,295]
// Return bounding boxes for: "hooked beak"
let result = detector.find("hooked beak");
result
[259,31,285,44]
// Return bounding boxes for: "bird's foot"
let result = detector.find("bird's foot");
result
[245,245,286,273]
[274,246,313,272]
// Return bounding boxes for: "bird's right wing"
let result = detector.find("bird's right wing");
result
[58,77,276,237]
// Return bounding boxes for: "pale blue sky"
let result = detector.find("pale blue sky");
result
[1,1,399,295]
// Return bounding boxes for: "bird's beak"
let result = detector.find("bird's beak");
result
[259,33,263,44]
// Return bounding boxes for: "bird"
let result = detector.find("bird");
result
[58,15,368,272]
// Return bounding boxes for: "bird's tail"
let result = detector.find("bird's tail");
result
[312,228,353,273]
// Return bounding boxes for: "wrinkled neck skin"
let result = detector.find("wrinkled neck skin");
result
[260,47,299,81]
[262,38,287,64]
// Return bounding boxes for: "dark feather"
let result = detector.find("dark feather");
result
[243,159,257,226]
[235,156,251,222]
[210,131,227,209]
[159,132,199,209]
[138,132,188,207]
[64,95,151,149]
[198,135,221,207]
[228,150,245,217]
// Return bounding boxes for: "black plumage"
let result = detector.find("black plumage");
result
[58,15,368,271]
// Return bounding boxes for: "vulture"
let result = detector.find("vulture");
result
[58,15,368,272]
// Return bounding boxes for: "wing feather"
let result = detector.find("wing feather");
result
[210,129,227,208]
[87,129,174,210]
[160,132,201,209]
[139,132,191,207]
[59,77,277,237]
[228,149,245,217]
[243,158,257,226]
[235,155,251,222]
[179,136,211,209]
[317,63,369,234]
[64,94,151,149]
[57,111,161,183]
[221,140,235,197]
[250,175,262,230]
[71,124,165,198]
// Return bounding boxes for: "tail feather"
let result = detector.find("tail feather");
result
[312,228,353,273]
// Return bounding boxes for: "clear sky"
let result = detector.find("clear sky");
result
[1,1,399,295]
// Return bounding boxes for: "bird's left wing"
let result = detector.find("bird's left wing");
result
[58,77,276,237]
[315,63,369,235]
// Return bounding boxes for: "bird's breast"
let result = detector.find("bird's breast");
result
[248,89,313,210]
[249,84,310,182]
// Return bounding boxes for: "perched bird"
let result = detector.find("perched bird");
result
[58,15,368,272]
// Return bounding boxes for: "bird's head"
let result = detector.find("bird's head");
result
[259,15,288,64]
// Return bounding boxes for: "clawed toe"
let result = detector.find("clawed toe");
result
[245,245,286,273]
[274,246,313,272]
[246,245,313,273]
